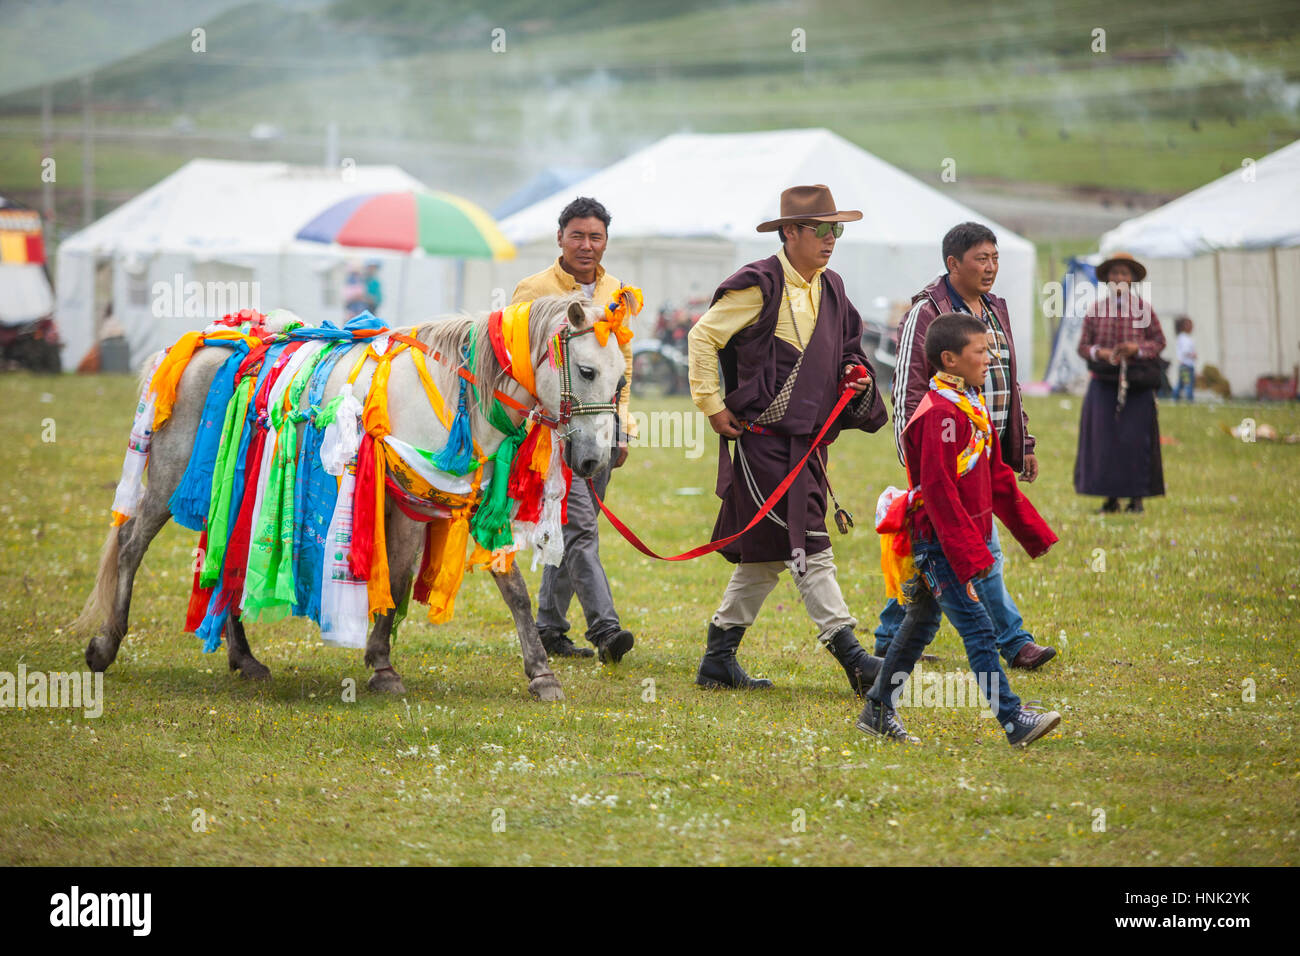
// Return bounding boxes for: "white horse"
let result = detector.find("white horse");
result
[75,294,626,701]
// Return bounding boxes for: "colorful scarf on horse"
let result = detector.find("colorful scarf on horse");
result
[169,340,250,530]
[292,342,353,621]
[317,335,388,646]
[192,340,300,649]
[242,341,327,621]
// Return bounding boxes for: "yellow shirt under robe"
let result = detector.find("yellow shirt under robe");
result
[688,247,824,417]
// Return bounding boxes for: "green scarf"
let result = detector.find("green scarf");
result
[467,330,530,552]
[244,344,335,620]
[201,376,253,587]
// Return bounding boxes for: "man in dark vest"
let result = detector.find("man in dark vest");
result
[687,184,889,694]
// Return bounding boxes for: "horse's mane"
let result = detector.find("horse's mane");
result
[406,293,591,416]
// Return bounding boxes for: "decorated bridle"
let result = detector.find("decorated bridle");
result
[542,290,634,425]
[527,287,642,430]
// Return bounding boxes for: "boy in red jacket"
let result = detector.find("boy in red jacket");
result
[858,313,1062,747]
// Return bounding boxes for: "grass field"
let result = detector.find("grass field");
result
[0,372,1296,866]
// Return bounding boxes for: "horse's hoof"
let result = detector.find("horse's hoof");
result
[528,674,565,702]
[368,669,407,694]
[84,640,114,673]
[234,659,272,681]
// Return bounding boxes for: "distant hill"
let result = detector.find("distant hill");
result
[0,0,255,95]
[1,0,1297,215]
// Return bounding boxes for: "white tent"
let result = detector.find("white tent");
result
[55,159,458,371]
[467,128,1037,379]
[1100,138,1300,395]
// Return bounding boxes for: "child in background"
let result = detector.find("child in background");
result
[1174,316,1197,401]
[860,313,1062,747]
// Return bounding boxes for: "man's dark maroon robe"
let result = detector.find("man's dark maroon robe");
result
[711,255,887,563]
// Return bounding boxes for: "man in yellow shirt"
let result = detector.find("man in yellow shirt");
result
[688,184,888,694]
[510,196,636,663]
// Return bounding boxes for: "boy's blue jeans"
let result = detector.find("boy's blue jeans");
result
[867,533,1021,726]
[1173,363,1195,401]
[873,525,1033,664]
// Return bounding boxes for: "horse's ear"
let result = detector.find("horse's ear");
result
[566,300,589,328]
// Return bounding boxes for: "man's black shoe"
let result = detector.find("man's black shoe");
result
[539,629,595,659]
[696,623,773,690]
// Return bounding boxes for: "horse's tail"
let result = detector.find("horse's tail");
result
[70,524,121,634]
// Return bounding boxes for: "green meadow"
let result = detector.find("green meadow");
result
[0,373,1295,865]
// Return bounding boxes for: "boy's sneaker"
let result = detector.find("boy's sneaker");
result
[1004,703,1061,747]
[855,699,920,744]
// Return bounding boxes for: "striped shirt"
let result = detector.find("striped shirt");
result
[960,297,1013,440]
[892,279,1012,465]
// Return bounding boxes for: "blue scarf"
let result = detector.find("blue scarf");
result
[291,342,351,621]
[169,340,249,531]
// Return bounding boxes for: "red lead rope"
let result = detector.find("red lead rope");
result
[587,367,867,561]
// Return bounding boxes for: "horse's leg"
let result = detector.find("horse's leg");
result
[490,563,563,702]
[85,495,171,672]
[225,612,271,680]
[365,510,423,694]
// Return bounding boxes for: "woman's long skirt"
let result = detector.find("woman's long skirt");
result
[1074,376,1165,499]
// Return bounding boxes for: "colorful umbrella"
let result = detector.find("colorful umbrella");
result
[297,190,515,260]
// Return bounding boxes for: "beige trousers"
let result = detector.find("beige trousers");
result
[711,548,857,645]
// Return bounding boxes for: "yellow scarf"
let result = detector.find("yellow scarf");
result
[878,374,990,603]
[149,329,261,431]
[928,371,991,476]
[498,300,537,398]
[593,286,641,346]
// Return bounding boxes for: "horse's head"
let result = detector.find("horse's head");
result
[531,295,626,480]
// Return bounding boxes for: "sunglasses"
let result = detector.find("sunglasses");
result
[797,221,844,239]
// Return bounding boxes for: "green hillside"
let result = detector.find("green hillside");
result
[1,0,1297,232]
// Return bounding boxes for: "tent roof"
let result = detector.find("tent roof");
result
[500,128,1032,251]
[493,166,597,220]
[58,159,430,259]
[1101,138,1300,258]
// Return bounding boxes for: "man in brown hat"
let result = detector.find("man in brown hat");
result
[687,184,889,694]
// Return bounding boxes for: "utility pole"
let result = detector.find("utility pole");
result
[81,74,94,226]
[41,84,54,227]
[325,120,339,170]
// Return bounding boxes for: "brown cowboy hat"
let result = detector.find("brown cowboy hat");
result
[1096,251,1147,282]
[756,184,862,233]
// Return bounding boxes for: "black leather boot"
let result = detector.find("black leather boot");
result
[696,623,774,690]
[592,627,635,664]
[825,626,884,697]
